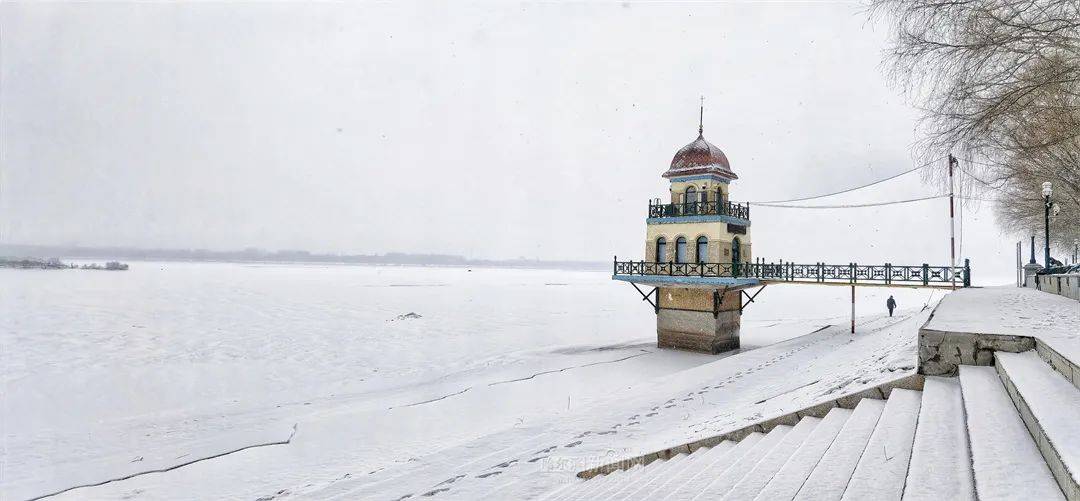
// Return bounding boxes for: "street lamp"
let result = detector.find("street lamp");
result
[1042,182,1052,270]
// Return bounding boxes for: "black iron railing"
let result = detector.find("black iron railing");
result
[648,200,750,220]
[613,258,972,287]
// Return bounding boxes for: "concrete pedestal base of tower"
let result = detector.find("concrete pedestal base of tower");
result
[655,287,742,354]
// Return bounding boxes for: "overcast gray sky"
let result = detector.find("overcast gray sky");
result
[0,1,1018,280]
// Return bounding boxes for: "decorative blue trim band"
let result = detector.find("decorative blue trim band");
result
[668,174,731,184]
[646,215,751,226]
[612,275,761,288]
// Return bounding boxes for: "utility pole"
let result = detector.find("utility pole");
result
[948,155,958,289]
[850,285,855,334]
[1016,241,1021,287]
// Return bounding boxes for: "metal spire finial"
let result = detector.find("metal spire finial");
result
[698,96,704,135]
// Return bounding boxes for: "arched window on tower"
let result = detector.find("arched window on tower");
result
[696,236,708,264]
[676,237,688,264]
[685,186,697,204]
[655,237,667,263]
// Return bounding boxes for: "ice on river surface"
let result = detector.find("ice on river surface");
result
[0,261,939,499]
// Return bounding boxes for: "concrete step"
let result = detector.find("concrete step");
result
[686,424,795,499]
[602,451,690,500]
[996,351,1080,500]
[902,376,975,501]
[793,398,886,501]
[1035,340,1079,391]
[959,365,1064,500]
[753,407,853,501]
[627,441,735,501]
[553,466,622,501]
[590,463,644,498]
[658,432,765,500]
[841,388,922,500]
[720,416,820,501]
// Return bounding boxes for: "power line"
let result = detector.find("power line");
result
[957,164,1008,190]
[751,194,948,209]
[748,157,941,204]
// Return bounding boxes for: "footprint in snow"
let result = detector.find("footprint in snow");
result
[422,488,449,497]
[565,440,583,448]
[435,474,466,486]
[477,471,502,478]
[646,412,658,417]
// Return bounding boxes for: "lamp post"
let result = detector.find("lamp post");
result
[1042,182,1052,270]
[1074,239,1078,265]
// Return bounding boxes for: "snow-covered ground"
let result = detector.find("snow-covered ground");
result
[0,262,939,500]
[925,285,1080,362]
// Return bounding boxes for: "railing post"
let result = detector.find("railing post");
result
[922,263,929,286]
[668,261,673,276]
[613,255,617,275]
[850,263,856,284]
[885,263,891,284]
[964,258,971,287]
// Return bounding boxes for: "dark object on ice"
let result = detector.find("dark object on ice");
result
[80,261,130,270]
[886,296,897,317]
[396,312,422,320]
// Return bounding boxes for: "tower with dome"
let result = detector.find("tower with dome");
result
[613,105,756,354]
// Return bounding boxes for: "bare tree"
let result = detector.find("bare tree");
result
[869,0,1080,257]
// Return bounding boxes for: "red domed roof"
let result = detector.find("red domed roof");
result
[663,133,737,180]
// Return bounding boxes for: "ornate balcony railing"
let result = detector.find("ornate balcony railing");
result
[647,199,750,220]
[613,258,972,287]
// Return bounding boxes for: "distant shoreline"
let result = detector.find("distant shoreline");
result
[0,244,609,272]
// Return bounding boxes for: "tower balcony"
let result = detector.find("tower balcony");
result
[647,199,750,222]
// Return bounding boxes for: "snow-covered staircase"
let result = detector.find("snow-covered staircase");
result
[546,348,1079,500]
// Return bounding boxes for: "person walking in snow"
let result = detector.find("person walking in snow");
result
[886,295,897,317]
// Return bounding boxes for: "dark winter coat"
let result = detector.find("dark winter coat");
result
[886,297,897,310]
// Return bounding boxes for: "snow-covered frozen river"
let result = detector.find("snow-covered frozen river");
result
[0,261,939,499]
